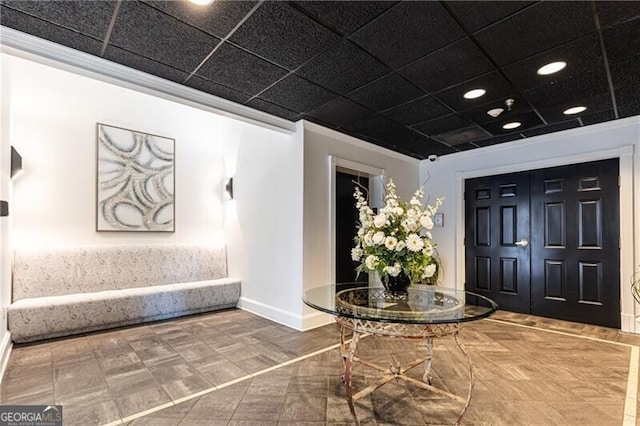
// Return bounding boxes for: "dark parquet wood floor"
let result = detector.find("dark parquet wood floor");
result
[1,309,638,425]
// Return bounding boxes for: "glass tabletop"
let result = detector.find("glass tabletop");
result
[303,284,498,325]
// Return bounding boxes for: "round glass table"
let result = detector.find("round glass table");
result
[303,284,498,425]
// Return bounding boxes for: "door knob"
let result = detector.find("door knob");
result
[515,239,529,247]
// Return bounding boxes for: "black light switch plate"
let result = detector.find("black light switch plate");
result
[0,200,8,217]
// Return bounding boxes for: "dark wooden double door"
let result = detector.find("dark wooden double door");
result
[465,159,620,328]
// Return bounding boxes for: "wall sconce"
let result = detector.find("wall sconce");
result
[224,177,234,200]
[11,146,22,178]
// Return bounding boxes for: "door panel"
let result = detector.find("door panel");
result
[465,171,531,313]
[530,158,620,328]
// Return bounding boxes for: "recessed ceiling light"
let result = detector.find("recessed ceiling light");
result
[537,61,567,75]
[503,122,522,130]
[188,0,215,5]
[463,89,486,99]
[563,106,587,115]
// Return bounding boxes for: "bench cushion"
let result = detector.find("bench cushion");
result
[8,278,240,343]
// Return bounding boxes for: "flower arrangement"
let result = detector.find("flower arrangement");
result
[352,178,444,286]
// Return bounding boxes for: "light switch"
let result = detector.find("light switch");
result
[434,213,444,227]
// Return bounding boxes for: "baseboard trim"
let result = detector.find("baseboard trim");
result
[0,331,12,384]
[622,313,639,334]
[237,297,303,331]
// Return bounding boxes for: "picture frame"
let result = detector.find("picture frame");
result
[96,123,175,232]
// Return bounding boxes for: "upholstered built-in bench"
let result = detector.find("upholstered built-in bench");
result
[8,245,240,342]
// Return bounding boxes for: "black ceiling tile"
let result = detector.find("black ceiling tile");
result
[229,2,339,69]
[307,97,373,128]
[342,114,404,143]
[611,53,640,89]
[503,34,603,92]
[433,71,515,111]
[581,110,616,126]
[295,40,389,95]
[398,132,456,158]
[603,17,640,64]
[475,1,594,66]
[346,73,424,111]
[596,2,640,28]
[523,70,609,109]
[434,125,490,146]
[412,114,472,137]
[185,76,251,104]
[618,103,640,119]
[454,142,479,152]
[103,45,190,84]
[141,0,257,38]
[349,2,464,69]
[195,43,288,96]
[521,120,581,138]
[444,1,535,33]
[615,84,640,118]
[382,96,450,126]
[257,74,336,113]
[398,38,495,93]
[1,0,116,39]
[0,6,104,56]
[110,2,220,73]
[411,138,457,157]
[245,98,298,120]
[480,111,544,135]
[474,133,524,147]
[458,94,530,126]
[291,1,396,36]
[538,93,613,123]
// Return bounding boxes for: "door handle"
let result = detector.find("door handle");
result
[515,239,529,247]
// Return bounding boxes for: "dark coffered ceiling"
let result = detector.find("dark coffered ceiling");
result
[1,1,639,159]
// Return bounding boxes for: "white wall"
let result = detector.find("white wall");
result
[0,55,13,379]
[420,117,640,332]
[302,122,420,329]
[2,53,304,335]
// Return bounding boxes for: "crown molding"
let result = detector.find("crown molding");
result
[0,27,296,134]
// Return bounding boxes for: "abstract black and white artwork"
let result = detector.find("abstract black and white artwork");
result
[97,124,175,232]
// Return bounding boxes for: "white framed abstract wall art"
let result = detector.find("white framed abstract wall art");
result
[96,123,175,232]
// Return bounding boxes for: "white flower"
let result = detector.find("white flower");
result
[351,247,363,261]
[425,231,432,239]
[384,236,398,250]
[363,231,374,246]
[420,213,434,230]
[410,197,421,206]
[373,213,387,227]
[365,254,378,270]
[372,231,385,245]
[406,234,424,252]
[395,241,406,252]
[384,264,401,277]
[423,241,434,256]
[407,208,416,218]
[357,227,365,237]
[393,206,403,216]
[423,263,436,278]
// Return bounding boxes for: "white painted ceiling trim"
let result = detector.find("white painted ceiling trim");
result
[0,27,297,135]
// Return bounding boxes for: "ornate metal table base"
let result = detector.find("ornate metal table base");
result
[337,317,474,426]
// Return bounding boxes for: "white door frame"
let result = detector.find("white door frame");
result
[455,145,636,333]
[328,156,385,284]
